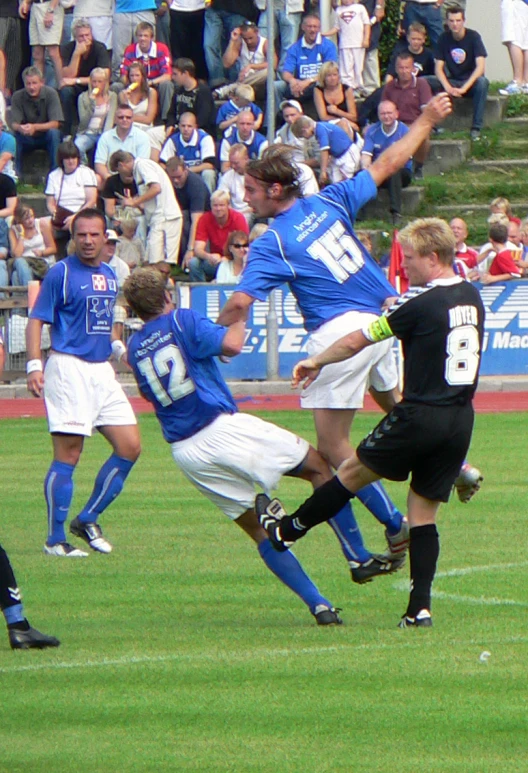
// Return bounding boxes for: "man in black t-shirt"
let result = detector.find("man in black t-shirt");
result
[101,172,140,235]
[256,217,485,630]
[433,5,488,140]
[165,156,211,265]
[59,18,111,137]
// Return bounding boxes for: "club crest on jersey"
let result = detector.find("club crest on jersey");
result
[92,274,107,292]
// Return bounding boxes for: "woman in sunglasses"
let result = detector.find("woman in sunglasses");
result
[216,230,249,284]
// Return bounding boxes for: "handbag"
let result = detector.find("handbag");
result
[25,257,49,280]
[51,171,75,229]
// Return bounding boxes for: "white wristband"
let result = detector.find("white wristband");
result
[111,340,127,362]
[27,359,43,374]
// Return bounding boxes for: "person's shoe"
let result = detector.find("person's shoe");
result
[382,517,409,561]
[70,518,113,553]
[398,609,432,628]
[313,605,343,626]
[391,212,403,227]
[255,494,293,552]
[522,83,528,95]
[454,463,483,503]
[470,129,481,141]
[43,541,88,558]
[9,625,60,650]
[350,554,405,584]
[413,166,424,180]
[499,80,522,96]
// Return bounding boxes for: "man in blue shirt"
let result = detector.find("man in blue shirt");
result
[160,112,217,194]
[217,93,453,585]
[123,267,342,626]
[219,111,268,173]
[291,117,362,185]
[26,208,141,558]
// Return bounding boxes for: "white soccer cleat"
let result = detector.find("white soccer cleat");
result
[44,541,89,558]
[382,516,409,560]
[454,463,483,503]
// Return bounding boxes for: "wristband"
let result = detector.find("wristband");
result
[47,7,55,12]
[27,359,43,374]
[111,339,127,361]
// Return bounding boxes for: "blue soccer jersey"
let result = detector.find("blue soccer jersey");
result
[238,171,395,331]
[127,309,237,442]
[315,122,352,158]
[30,256,118,362]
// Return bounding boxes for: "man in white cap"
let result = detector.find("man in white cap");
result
[274,99,318,167]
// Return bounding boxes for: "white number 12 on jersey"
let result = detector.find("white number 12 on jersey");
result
[306,221,365,283]
[137,344,195,407]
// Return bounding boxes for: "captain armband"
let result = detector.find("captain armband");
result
[363,316,394,343]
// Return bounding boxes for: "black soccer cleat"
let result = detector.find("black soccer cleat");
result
[255,494,293,552]
[398,609,433,629]
[9,625,61,650]
[313,605,343,626]
[350,553,406,585]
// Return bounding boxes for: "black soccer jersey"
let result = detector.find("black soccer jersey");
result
[366,277,485,406]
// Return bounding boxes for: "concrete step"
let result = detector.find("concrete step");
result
[434,201,528,215]
[424,139,470,176]
[17,192,47,217]
[360,186,424,219]
[504,116,528,126]
[20,149,50,187]
[441,96,506,131]
[466,158,528,172]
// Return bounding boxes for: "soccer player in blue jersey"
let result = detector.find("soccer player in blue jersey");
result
[26,209,141,558]
[123,267,342,626]
[217,93,453,585]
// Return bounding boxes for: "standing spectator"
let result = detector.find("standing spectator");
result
[255,0,304,70]
[59,18,111,138]
[219,111,268,172]
[119,21,172,120]
[73,0,114,50]
[216,229,249,283]
[9,204,56,285]
[165,156,210,267]
[500,0,528,95]
[119,62,158,130]
[324,0,370,94]
[20,0,64,88]
[168,1,208,82]
[401,0,445,49]
[220,21,276,96]
[75,68,117,165]
[154,0,171,48]
[110,150,183,264]
[292,116,362,185]
[11,66,63,176]
[360,0,384,95]
[218,144,253,223]
[94,104,151,186]
[0,119,17,182]
[26,208,141,558]
[191,190,248,281]
[112,0,156,83]
[0,0,25,96]
[434,5,489,141]
[203,0,257,87]
[160,112,217,193]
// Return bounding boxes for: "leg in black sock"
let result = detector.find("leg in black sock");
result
[280,477,354,542]
[406,524,439,618]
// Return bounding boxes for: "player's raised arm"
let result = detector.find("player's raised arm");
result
[217,291,254,326]
[292,330,374,390]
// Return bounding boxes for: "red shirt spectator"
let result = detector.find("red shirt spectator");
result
[455,244,479,269]
[195,208,248,255]
[489,249,522,277]
[120,40,171,82]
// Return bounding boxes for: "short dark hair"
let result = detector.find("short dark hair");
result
[72,207,106,235]
[164,156,187,172]
[246,148,302,200]
[109,150,134,172]
[123,267,167,320]
[446,4,465,19]
[57,139,81,169]
[396,51,415,63]
[173,58,195,76]
[489,222,508,244]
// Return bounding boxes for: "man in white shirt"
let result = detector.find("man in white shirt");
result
[95,104,151,188]
[217,144,252,223]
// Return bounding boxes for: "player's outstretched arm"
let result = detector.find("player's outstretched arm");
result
[217,291,254,326]
[369,93,452,188]
[222,319,246,358]
[292,330,373,389]
[291,358,322,390]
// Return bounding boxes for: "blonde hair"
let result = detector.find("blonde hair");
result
[489,197,512,216]
[487,212,509,227]
[249,223,268,243]
[398,217,455,265]
[234,84,255,102]
[210,189,230,206]
[89,67,109,96]
[317,60,339,89]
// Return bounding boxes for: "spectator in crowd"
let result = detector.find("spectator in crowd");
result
[75,68,117,164]
[401,0,444,49]
[112,0,156,82]
[215,84,264,133]
[160,112,217,193]
[490,196,514,219]
[220,111,268,172]
[154,0,171,48]
[360,0,384,96]
[115,215,146,269]
[101,228,131,288]
[0,119,17,181]
[256,0,303,70]
[500,0,528,95]
[216,229,249,283]
[433,5,488,141]
[59,17,111,138]
[203,0,256,87]
[109,150,182,264]
[95,103,151,186]
[191,189,248,281]
[73,0,114,50]
[0,171,16,290]
[20,0,64,88]
[323,0,370,94]
[385,22,435,84]
[450,217,479,272]
[361,99,412,225]
[8,204,56,285]
[11,66,63,176]
[480,221,524,284]
[478,212,516,271]
[218,144,253,223]
[165,155,210,267]
[119,62,158,130]
[218,21,276,97]
[292,116,362,185]
[520,218,528,259]
[100,164,144,241]
[0,0,25,96]
[382,51,432,177]
[265,142,319,196]
[119,21,172,120]
[169,1,208,82]
[274,99,319,165]
[314,61,359,135]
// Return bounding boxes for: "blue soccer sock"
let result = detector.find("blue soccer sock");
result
[0,544,25,625]
[44,461,75,545]
[355,481,404,536]
[328,502,372,563]
[77,454,135,524]
[258,539,333,614]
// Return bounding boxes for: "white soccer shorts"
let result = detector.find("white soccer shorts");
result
[300,310,398,409]
[170,412,309,520]
[44,352,137,436]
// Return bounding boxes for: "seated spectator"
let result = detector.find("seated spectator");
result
[73,0,114,50]
[385,23,435,84]
[116,215,146,269]
[203,0,256,87]
[215,229,249,284]
[75,68,117,165]
[361,100,412,225]
[433,5,489,141]
[102,228,130,288]
[119,21,172,121]
[0,119,17,182]
[274,99,319,166]
[59,17,111,137]
[95,103,151,187]
[265,143,319,196]
[217,21,276,98]
[161,58,216,142]
[274,14,338,119]
[450,217,479,276]
[480,221,526,284]
[45,140,98,237]
[249,221,268,243]
[219,111,268,173]
[313,61,359,134]
[8,204,57,285]
[191,190,248,282]
[478,212,517,271]
[323,0,370,94]
[21,0,64,88]
[165,156,211,267]
[292,116,362,185]
[119,62,158,130]
[216,84,264,133]
[160,112,217,193]
[10,66,63,177]
[0,173,17,289]
[217,144,252,223]
[111,0,157,84]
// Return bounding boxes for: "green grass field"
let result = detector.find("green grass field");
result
[0,410,526,773]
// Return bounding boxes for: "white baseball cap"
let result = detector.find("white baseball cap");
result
[279,99,303,113]
[106,229,119,242]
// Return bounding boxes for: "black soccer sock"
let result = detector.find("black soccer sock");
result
[406,524,440,618]
[280,477,354,542]
[0,543,18,611]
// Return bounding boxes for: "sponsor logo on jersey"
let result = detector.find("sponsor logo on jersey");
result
[92,274,108,292]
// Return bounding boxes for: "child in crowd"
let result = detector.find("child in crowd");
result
[480,221,527,284]
[324,0,371,94]
[292,116,363,185]
[116,216,145,270]
[215,84,264,133]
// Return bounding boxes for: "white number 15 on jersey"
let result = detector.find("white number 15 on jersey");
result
[307,221,365,283]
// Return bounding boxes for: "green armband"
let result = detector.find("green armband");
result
[367,316,394,343]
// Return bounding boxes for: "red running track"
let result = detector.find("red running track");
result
[0,392,525,419]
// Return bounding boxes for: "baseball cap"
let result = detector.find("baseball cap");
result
[106,229,119,242]
[279,99,303,113]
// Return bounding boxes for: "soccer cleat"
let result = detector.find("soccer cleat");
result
[398,609,433,629]
[70,518,113,554]
[9,625,61,650]
[255,494,293,552]
[454,463,483,503]
[313,605,343,626]
[43,541,88,558]
[382,517,409,561]
[499,81,522,96]
[350,553,405,584]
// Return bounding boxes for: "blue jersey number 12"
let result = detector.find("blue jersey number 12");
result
[137,344,195,407]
